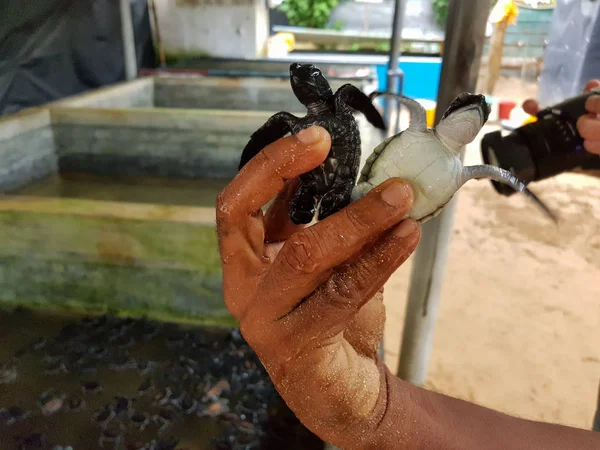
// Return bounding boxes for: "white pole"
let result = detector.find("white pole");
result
[396,0,491,386]
[120,0,138,80]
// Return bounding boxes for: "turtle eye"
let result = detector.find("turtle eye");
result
[310,70,320,77]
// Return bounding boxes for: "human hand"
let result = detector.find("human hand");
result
[216,125,421,448]
[522,79,600,155]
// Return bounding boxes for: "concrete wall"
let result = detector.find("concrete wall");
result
[154,76,304,113]
[0,108,58,193]
[50,108,271,180]
[51,78,155,109]
[153,0,269,59]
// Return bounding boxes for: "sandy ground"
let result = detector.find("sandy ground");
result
[380,76,600,431]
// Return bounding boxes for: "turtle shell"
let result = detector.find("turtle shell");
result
[357,133,398,183]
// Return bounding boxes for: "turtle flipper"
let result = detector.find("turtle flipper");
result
[336,84,386,130]
[369,91,428,132]
[238,112,298,170]
[317,176,354,221]
[461,164,558,224]
[289,179,320,225]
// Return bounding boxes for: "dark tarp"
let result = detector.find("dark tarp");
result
[0,0,157,117]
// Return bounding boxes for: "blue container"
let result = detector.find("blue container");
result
[375,56,443,101]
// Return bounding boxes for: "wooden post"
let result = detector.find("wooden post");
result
[486,17,509,95]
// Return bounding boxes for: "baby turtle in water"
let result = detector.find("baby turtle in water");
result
[98,419,125,448]
[353,92,556,223]
[0,405,30,425]
[0,362,17,384]
[82,380,103,394]
[238,62,386,225]
[129,410,150,430]
[39,391,66,416]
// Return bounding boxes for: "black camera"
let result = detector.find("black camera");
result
[481,90,600,196]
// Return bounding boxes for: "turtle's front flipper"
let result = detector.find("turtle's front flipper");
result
[336,84,386,130]
[317,177,354,221]
[289,179,320,225]
[369,91,428,132]
[461,165,558,224]
[239,112,298,170]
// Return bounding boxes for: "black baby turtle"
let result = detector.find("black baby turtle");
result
[0,362,17,384]
[0,405,30,425]
[129,410,150,431]
[238,62,386,225]
[67,395,86,412]
[93,405,116,428]
[151,438,180,450]
[153,408,176,433]
[43,361,68,375]
[137,378,155,396]
[98,419,125,448]
[153,387,173,406]
[15,432,48,450]
[108,354,137,371]
[114,396,136,416]
[82,380,103,394]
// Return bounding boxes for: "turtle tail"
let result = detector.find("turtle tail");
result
[369,91,428,132]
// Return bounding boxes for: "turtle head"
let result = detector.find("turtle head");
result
[434,93,490,152]
[289,63,333,106]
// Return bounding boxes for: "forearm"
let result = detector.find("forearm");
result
[352,360,600,450]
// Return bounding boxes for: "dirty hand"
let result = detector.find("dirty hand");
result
[523,79,600,155]
[215,125,421,448]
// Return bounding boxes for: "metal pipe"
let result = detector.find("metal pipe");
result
[396,0,490,386]
[120,0,138,80]
[384,0,406,129]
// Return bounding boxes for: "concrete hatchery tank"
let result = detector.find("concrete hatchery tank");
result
[0,75,386,449]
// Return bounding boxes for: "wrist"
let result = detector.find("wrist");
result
[329,358,433,450]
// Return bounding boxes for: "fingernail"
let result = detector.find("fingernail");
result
[297,126,323,145]
[381,180,411,206]
[393,219,418,238]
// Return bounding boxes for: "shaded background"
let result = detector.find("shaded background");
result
[0,0,157,116]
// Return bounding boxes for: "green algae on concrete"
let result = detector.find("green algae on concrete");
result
[0,196,232,325]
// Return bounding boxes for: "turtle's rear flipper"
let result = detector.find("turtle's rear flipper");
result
[337,84,386,130]
[369,91,428,132]
[289,180,319,225]
[317,178,354,222]
[461,164,558,224]
[239,112,298,171]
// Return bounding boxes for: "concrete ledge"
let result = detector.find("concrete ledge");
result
[43,75,370,114]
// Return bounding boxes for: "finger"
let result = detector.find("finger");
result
[522,99,540,116]
[586,94,600,115]
[270,219,420,357]
[260,178,415,320]
[216,126,331,271]
[584,139,600,156]
[577,114,600,142]
[344,289,386,359]
[263,177,305,243]
[584,80,600,93]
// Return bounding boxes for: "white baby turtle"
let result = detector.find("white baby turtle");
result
[352,91,556,224]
